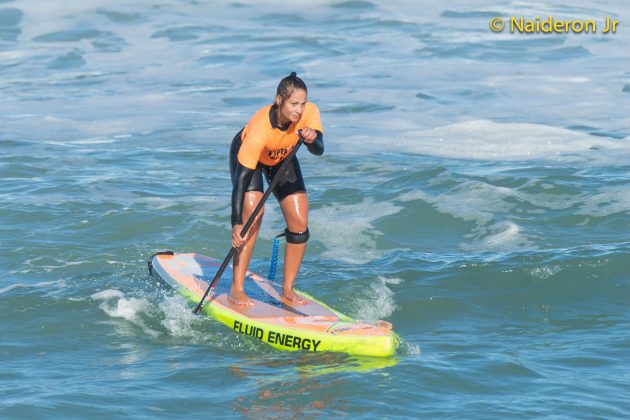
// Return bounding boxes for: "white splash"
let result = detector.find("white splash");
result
[353,276,403,322]
[530,264,564,280]
[90,289,161,338]
[159,294,203,338]
[400,341,422,356]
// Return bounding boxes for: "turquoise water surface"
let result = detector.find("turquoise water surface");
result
[2,0,630,418]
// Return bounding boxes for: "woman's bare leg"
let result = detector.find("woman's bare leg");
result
[229,191,264,306]
[279,192,309,304]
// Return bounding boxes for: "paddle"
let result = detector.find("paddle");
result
[193,133,305,315]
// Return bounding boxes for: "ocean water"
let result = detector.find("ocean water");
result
[2,0,630,417]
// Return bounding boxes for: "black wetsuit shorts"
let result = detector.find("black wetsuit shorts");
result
[229,129,306,203]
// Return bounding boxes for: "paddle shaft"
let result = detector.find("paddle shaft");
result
[193,135,305,314]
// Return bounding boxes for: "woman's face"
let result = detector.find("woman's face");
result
[277,89,307,124]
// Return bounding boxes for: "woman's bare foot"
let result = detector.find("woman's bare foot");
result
[228,290,254,306]
[282,288,307,305]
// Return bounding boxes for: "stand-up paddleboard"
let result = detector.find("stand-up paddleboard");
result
[148,252,399,357]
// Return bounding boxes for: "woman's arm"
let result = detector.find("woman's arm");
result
[231,161,255,226]
[306,130,324,156]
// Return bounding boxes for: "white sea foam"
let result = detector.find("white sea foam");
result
[0,280,66,295]
[9,193,227,218]
[461,221,536,253]
[576,188,630,218]
[399,187,537,253]
[401,179,630,253]
[22,257,86,270]
[338,121,629,165]
[396,120,628,163]
[310,198,402,263]
[139,196,180,211]
[401,177,626,223]
[398,181,517,225]
[45,136,121,145]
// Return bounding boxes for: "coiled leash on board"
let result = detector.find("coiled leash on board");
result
[268,233,285,280]
[268,227,310,280]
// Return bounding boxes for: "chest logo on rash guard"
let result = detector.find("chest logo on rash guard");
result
[268,147,288,161]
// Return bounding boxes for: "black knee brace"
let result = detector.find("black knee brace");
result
[284,227,310,244]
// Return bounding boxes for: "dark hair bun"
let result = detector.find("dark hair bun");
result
[276,72,307,100]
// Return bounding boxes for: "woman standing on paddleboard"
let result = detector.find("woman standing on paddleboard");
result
[229,72,324,306]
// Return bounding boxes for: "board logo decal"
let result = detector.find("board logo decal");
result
[233,320,321,351]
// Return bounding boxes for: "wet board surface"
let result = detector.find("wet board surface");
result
[152,253,339,320]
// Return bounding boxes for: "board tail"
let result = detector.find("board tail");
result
[147,250,174,275]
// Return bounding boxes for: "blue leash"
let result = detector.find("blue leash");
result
[268,237,281,280]
[268,231,288,280]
